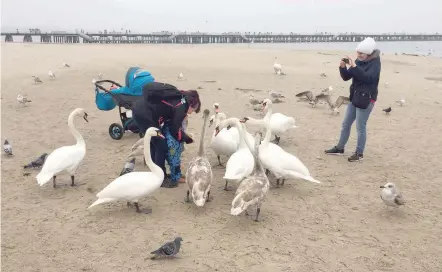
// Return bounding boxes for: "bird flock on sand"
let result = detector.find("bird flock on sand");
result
[4,58,407,259]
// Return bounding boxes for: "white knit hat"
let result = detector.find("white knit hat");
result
[356,37,376,55]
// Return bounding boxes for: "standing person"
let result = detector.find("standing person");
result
[324,37,381,162]
[132,82,201,187]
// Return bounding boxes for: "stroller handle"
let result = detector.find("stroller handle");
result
[94,80,123,92]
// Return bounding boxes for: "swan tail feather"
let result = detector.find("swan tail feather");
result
[303,175,321,184]
[230,192,247,216]
[36,172,55,186]
[88,198,115,209]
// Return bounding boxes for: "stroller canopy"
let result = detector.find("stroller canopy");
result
[95,67,155,111]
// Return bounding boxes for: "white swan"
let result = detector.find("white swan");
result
[208,104,239,166]
[215,118,255,191]
[260,99,297,145]
[240,109,321,185]
[185,109,213,206]
[273,57,282,74]
[36,108,89,187]
[88,127,165,213]
[231,132,270,221]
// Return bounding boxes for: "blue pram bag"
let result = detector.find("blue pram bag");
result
[95,67,155,111]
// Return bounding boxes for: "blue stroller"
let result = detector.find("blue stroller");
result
[94,67,155,140]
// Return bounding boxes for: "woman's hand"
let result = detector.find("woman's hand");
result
[339,59,346,68]
[347,56,356,67]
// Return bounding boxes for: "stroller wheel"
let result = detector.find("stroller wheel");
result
[109,123,124,140]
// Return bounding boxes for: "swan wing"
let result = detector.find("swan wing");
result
[96,172,162,200]
[224,149,254,180]
[259,144,310,177]
[38,145,85,176]
[270,114,296,132]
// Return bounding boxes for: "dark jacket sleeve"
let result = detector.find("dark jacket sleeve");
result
[169,105,193,143]
[349,61,381,84]
[339,66,353,81]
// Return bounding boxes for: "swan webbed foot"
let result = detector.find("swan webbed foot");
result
[206,191,213,202]
[127,202,133,207]
[280,179,285,186]
[276,179,280,187]
[53,176,57,188]
[265,169,270,176]
[254,207,261,222]
[134,202,152,214]
[185,190,191,203]
[245,210,249,216]
[223,180,233,191]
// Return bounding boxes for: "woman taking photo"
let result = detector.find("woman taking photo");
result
[325,37,381,162]
[132,82,201,187]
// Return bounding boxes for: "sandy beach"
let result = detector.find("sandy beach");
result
[1,43,442,272]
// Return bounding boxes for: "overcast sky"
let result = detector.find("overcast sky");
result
[2,0,441,33]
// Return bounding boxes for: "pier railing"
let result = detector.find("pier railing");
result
[2,32,441,44]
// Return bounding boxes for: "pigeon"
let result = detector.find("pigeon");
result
[48,71,56,79]
[268,90,285,99]
[17,94,31,106]
[120,158,135,176]
[249,95,261,105]
[150,237,183,260]
[383,107,392,114]
[380,182,405,207]
[32,76,43,84]
[396,98,406,106]
[24,153,48,169]
[3,140,13,155]
[178,73,184,80]
[62,62,70,67]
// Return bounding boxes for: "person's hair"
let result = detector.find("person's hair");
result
[183,90,201,113]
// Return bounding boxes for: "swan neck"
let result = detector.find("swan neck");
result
[143,134,164,178]
[234,120,246,148]
[198,114,209,156]
[262,106,273,146]
[68,113,85,146]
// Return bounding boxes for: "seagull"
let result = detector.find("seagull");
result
[249,95,261,105]
[62,62,70,67]
[178,72,184,80]
[150,237,183,260]
[32,76,43,84]
[24,153,48,169]
[321,85,333,95]
[318,94,350,114]
[268,90,285,99]
[48,71,56,79]
[3,139,13,155]
[119,158,135,176]
[396,98,406,106]
[383,107,392,114]
[380,182,405,207]
[295,90,315,103]
[17,94,31,106]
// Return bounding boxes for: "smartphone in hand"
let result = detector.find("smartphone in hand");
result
[342,58,349,64]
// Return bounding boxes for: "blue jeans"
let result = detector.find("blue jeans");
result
[336,102,374,154]
[163,126,183,182]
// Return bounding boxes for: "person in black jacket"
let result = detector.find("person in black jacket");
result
[132,82,201,187]
[325,37,381,162]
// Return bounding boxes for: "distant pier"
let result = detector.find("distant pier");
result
[2,31,442,44]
